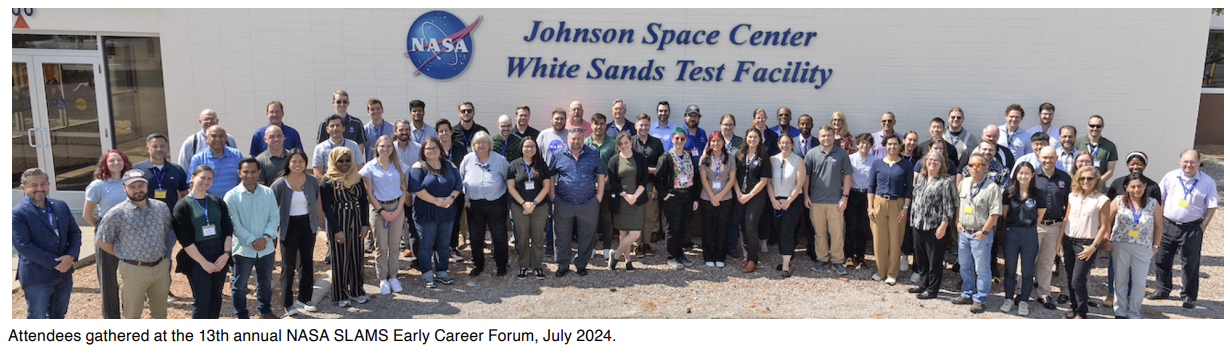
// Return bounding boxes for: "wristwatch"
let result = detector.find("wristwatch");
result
[842,193,849,197]
[902,205,910,209]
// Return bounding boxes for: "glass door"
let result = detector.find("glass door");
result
[12,53,111,205]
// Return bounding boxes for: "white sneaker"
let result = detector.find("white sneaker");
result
[352,294,369,304]
[1000,301,1014,313]
[760,240,769,253]
[379,280,392,295]
[911,272,921,283]
[295,300,317,313]
[389,278,403,292]
[871,274,883,282]
[604,249,611,260]
[284,308,300,317]
[900,255,910,272]
[885,277,897,285]
[1018,302,1030,316]
[705,261,715,267]
[716,261,725,268]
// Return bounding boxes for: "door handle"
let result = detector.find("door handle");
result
[28,128,38,147]
[36,127,50,147]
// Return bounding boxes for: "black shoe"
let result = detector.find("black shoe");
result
[534,268,546,280]
[577,268,589,276]
[1087,300,1100,308]
[1145,292,1170,300]
[324,255,331,264]
[916,291,938,299]
[1037,297,1058,310]
[907,286,926,294]
[608,255,617,270]
[1182,299,1196,309]
[625,261,635,271]
[1056,294,1070,304]
[516,268,528,279]
[496,268,507,277]
[554,266,569,277]
[469,267,484,277]
[1114,316,1128,319]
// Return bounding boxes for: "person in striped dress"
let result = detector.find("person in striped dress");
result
[319,147,371,308]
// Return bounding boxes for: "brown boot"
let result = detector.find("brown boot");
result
[742,260,756,273]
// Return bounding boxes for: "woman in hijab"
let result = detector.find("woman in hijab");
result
[319,147,370,308]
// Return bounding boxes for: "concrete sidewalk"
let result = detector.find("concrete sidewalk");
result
[11,225,96,293]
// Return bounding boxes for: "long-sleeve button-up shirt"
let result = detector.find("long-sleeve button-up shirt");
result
[223,184,280,258]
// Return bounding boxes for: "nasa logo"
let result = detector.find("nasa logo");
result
[547,140,565,154]
[406,11,482,81]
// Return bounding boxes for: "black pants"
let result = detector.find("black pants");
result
[468,198,510,270]
[913,226,946,293]
[843,190,871,263]
[701,198,733,262]
[737,192,768,263]
[450,193,466,249]
[774,197,804,256]
[991,218,1006,278]
[662,190,694,260]
[280,215,315,308]
[1155,219,1205,301]
[1062,235,1098,317]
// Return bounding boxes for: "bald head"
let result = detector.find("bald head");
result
[199,109,219,132]
[1038,146,1057,172]
[497,114,513,137]
[982,124,999,142]
[568,101,585,125]
[205,125,228,152]
[264,125,285,153]
[1180,149,1201,177]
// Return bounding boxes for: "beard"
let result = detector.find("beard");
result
[128,192,147,202]
[398,134,410,143]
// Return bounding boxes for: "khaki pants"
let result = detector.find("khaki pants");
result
[871,197,907,279]
[809,203,845,263]
[118,259,170,319]
[1034,223,1067,299]
[371,201,406,280]
[638,187,660,247]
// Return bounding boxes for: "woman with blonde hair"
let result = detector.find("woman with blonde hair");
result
[320,147,371,307]
[1061,165,1111,319]
[831,111,856,154]
[359,135,409,294]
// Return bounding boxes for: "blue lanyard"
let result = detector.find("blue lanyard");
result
[523,161,534,180]
[1178,176,1198,199]
[1005,130,1016,148]
[969,177,988,201]
[413,128,425,143]
[462,129,475,147]
[1087,143,1100,157]
[151,167,165,189]
[501,137,509,155]
[1128,198,1144,226]
[192,197,210,225]
[947,130,961,146]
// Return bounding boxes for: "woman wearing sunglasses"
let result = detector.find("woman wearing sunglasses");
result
[1060,165,1112,319]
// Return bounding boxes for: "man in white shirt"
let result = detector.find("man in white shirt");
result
[998,104,1030,159]
[178,109,236,168]
[1025,102,1062,150]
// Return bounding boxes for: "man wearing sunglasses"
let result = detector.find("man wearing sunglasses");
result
[869,112,898,158]
[769,107,802,155]
[315,90,367,154]
[1073,115,1117,183]
[953,153,1002,314]
[452,101,489,148]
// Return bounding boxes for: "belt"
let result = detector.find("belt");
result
[1039,219,1061,226]
[850,188,868,194]
[877,194,900,200]
[121,257,163,267]
[471,198,503,204]
[379,199,399,205]
[1168,218,1203,227]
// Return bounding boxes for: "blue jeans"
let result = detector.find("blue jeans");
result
[231,253,275,318]
[23,275,72,319]
[416,220,454,279]
[958,226,995,304]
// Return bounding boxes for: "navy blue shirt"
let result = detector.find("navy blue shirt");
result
[132,160,191,211]
[249,124,305,156]
[407,164,463,223]
[757,126,782,156]
[548,146,606,207]
[1034,168,1071,221]
[868,158,914,199]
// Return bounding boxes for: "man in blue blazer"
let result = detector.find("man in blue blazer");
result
[12,168,82,319]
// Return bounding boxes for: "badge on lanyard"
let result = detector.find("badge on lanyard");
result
[712,179,722,190]
[1178,200,1189,208]
[154,189,168,199]
[202,224,217,236]
[964,206,974,214]
[1128,230,1140,238]
[525,181,536,191]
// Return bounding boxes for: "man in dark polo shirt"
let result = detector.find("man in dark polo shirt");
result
[1073,115,1118,183]
[255,125,289,186]
[803,125,853,275]
[1032,146,1070,309]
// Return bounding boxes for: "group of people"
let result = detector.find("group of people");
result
[13,94,1217,319]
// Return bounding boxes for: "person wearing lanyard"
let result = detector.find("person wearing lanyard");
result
[360,135,410,294]
[1060,165,1111,319]
[899,131,922,279]
[803,124,853,275]
[460,131,512,277]
[13,168,83,319]
[1150,150,1218,309]
[223,158,281,319]
[1101,151,1160,308]
[1073,115,1118,183]
[699,132,738,268]
[408,137,463,289]
[718,114,744,257]
[393,119,422,260]
[998,104,1031,159]
[189,125,244,197]
[362,98,395,158]
[585,113,617,259]
[735,128,771,273]
[845,133,879,269]
[407,99,436,145]
[437,119,470,257]
[132,133,191,302]
[867,134,913,285]
[943,107,976,156]
[656,128,700,271]
[1106,173,1163,318]
[172,166,234,319]
[508,138,554,279]
[953,153,1002,313]
[84,149,131,319]
[492,114,523,163]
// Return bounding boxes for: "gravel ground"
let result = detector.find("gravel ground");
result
[14,152,1224,319]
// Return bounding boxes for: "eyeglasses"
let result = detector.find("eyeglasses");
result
[1079,177,1096,182]
[334,100,349,104]
[460,109,474,114]
[967,163,986,169]
[1088,124,1103,129]
[777,114,790,117]
[950,116,963,120]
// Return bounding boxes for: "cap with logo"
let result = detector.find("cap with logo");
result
[122,169,148,185]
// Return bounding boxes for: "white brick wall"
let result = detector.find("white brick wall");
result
[22,8,1213,179]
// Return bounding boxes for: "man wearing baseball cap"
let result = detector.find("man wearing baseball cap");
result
[95,169,174,319]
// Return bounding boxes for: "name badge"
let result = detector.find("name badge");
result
[524,181,535,191]
[712,180,722,190]
[1094,160,1102,168]
[691,148,699,157]
[202,224,217,237]
[154,189,168,199]
[1128,230,1141,238]
[1178,200,1189,208]
[963,206,974,214]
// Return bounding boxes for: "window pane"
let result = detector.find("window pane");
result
[104,36,168,165]
[1205,30,1223,88]
[13,34,98,50]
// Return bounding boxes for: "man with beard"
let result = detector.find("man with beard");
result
[13,168,83,319]
[95,169,173,318]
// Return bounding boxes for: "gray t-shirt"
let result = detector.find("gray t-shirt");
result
[803,146,853,204]
[255,149,288,186]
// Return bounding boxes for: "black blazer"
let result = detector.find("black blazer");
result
[606,152,650,213]
[654,150,702,201]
